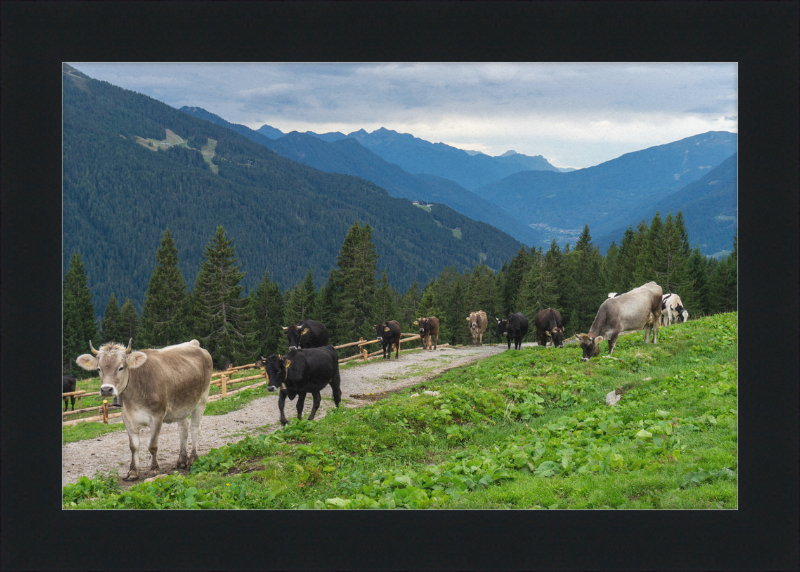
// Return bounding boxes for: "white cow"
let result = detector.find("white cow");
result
[660,293,689,326]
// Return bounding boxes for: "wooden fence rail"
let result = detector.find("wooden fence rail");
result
[63,332,436,425]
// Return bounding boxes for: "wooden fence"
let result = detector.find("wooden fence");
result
[62,332,439,425]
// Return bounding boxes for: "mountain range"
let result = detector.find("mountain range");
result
[63,65,525,316]
[192,106,738,254]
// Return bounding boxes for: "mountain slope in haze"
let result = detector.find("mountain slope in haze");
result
[346,127,561,190]
[597,153,738,255]
[64,65,525,317]
[475,131,737,248]
[182,108,545,246]
[255,124,284,139]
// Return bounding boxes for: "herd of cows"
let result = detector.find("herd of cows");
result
[66,281,689,481]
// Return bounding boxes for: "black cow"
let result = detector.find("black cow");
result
[62,374,77,411]
[494,312,529,350]
[534,308,564,348]
[283,320,329,351]
[416,316,440,350]
[374,320,401,359]
[257,345,341,426]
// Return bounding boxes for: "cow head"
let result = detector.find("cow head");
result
[494,318,509,337]
[550,326,564,348]
[262,354,289,392]
[374,322,390,341]
[76,339,146,398]
[417,317,428,336]
[468,313,478,332]
[675,305,688,323]
[576,334,604,361]
[283,324,303,351]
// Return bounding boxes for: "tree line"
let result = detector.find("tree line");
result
[63,212,737,377]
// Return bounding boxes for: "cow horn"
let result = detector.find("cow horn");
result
[126,338,133,353]
[260,356,267,362]
[89,340,99,355]
[282,326,288,331]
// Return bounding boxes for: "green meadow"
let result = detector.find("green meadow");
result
[63,312,737,509]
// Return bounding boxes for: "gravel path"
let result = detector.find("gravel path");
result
[62,343,539,487]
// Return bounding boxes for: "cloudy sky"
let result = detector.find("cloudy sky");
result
[69,62,737,169]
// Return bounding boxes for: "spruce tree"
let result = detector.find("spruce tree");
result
[466,263,496,321]
[138,229,190,348]
[398,281,421,331]
[633,212,665,286]
[656,212,693,296]
[518,247,559,318]
[687,246,711,316]
[119,297,139,346]
[63,251,98,376]
[192,226,250,367]
[248,268,286,359]
[374,270,399,324]
[328,221,379,343]
[100,292,124,344]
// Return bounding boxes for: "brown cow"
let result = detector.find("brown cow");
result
[76,339,213,480]
[577,281,662,361]
[466,311,488,346]
[416,316,440,350]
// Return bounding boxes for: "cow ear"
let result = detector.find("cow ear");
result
[76,354,98,370]
[302,328,309,335]
[595,336,604,344]
[284,359,292,369]
[126,351,148,369]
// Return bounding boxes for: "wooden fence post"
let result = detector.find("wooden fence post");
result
[221,373,227,398]
[102,400,109,424]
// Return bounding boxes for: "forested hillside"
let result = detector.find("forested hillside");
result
[63,64,524,317]
[180,107,544,246]
[597,153,738,255]
[476,131,737,248]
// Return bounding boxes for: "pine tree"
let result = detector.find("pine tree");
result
[328,221,379,343]
[192,226,250,367]
[398,281,421,331]
[100,292,125,344]
[498,247,531,316]
[247,268,286,359]
[63,251,98,376]
[686,246,712,316]
[675,211,691,258]
[633,212,665,286]
[656,212,693,296]
[603,241,621,294]
[560,226,605,333]
[374,270,399,324]
[138,229,190,348]
[285,267,316,324]
[518,247,559,318]
[119,297,139,346]
[466,263,496,320]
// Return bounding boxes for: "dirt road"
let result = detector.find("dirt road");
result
[62,343,538,487]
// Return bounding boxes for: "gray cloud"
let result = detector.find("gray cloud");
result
[69,62,737,168]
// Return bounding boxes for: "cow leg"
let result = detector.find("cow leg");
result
[177,418,190,468]
[126,428,141,481]
[433,334,438,350]
[652,315,659,343]
[71,396,76,411]
[278,391,289,426]
[296,391,307,420]
[64,397,67,412]
[331,376,342,408]
[307,391,322,421]
[188,401,206,466]
[395,341,399,359]
[147,418,164,472]
[607,333,620,355]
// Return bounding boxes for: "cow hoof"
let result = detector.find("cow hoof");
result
[124,471,139,481]
[188,453,198,466]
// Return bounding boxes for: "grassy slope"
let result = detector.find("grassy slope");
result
[63,312,737,509]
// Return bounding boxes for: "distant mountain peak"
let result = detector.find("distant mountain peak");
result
[499,150,518,157]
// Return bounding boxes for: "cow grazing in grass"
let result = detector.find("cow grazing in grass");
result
[534,308,564,348]
[283,319,329,351]
[62,374,77,411]
[415,316,440,350]
[257,346,341,426]
[577,281,663,361]
[495,312,529,350]
[76,339,213,481]
[467,310,488,346]
[375,320,402,359]
[660,293,689,326]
